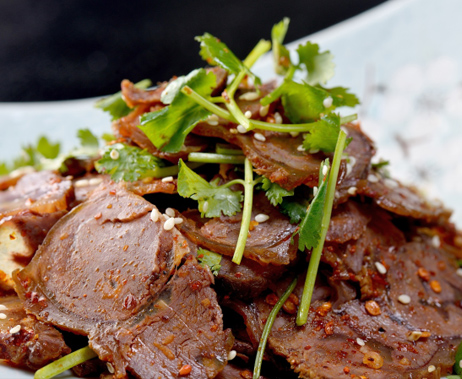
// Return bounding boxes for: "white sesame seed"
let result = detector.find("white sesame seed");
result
[74,179,90,188]
[308,148,319,154]
[375,262,387,275]
[228,350,237,361]
[207,119,219,126]
[107,362,115,374]
[348,156,357,167]
[203,201,209,213]
[322,165,328,176]
[229,128,238,134]
[163,218,175,231]
[0,305,7,311]
[297,145,305,152]
[174,217,184,225]
[456,268,462,277]
[356,337,365,346]
[346,164,353,177]
[88,178,103,186]
[259,104,270,117]
[239,91,260,101]
[384,178,398,189]
[347,187,357,196]
[110,149,119,160]
[323,97,333,108]
[289,131,299,137]
[10,325,21,334]
[254,133,266,142]
[427,365,435,373]
[165,208,175,217]
[0,313,6,319]
[274,112,283,124]
[431,235,440,248]
[244,110,252,119]
[255,214,269,223]
[237,124,248,134]
[334,191,340,199]
[367,174,379,183]
[150,209,160,222]
[208,114,219,122]
[459,359,462,368]
[398,294,411,304]
[161,176,174,183]
[313,186,318,196]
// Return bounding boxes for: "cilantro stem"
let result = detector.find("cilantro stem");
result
[243,39,271,68]
[220,178,245,189]
[181,86,235,122]
[232,158,254,265]
[253,278,298,379]
[209,96,226,104]
[226,71,252,130]
[296,130,347,326]
[188,152,245,164]
[34,346,97,379]
[215,143,242,155]
[151,162,202,179]
[340,114,357,124]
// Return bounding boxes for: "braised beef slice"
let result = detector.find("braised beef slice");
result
[0,295,70,370]
[14,183,231,378]
[178,193,298,265]
[0,171,74,220]
[121,79,165,108]
[233,274,457,379]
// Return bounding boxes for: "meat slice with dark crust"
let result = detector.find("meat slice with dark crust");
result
[0,295,70,370]
[0,171,74,220]
[13,183,231,378]
[178,193,298,265]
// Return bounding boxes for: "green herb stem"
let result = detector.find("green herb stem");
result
[253,278,298,379]
[215,143,242,155]
[243,39,272,69]
[220,179,245,189]
[188,152,245,164]
[226,71,252,130]
[34,346,98,379]
[232,158,254,265]
[181,86,235,122]
[296,130,347,326]
[340,114,358,124]
[152,162,202,179]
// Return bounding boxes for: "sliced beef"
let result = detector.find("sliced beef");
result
[13,183,231,378]
[0,295,70,370]
[178,193,298,265]
[0,210,66,275]
[0,167,36,191]
[0,171,74,220]
[121,79,165,108]
[359,178,451,223]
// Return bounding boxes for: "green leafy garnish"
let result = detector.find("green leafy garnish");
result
[271,17,291,76]
[177,159,243,218]
[95,79,152,121]
[197,248,222,276]
[95,143,168,182]
[36,136,61,159]
[296,129,347,326]
[371,160,390,170]
[261,177,294,206]
[280,199,307,224]
[321,86,360,108]
[454,341,462,375]
[139,69,216,153]
[297,160,329,251]
[296,41,335,86]
[302,114,342,152]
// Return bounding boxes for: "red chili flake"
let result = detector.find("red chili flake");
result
[343,366,350,374]
[109,190,116,195]
[189,280,202,291]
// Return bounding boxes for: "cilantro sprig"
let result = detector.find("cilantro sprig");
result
[197,248,222,276]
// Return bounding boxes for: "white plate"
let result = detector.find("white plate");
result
[1,0,461,377]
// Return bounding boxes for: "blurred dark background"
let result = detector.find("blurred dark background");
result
[0,0,387,102]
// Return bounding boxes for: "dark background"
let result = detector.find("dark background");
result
[0,0,387,102]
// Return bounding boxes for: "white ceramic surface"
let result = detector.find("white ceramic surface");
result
[1,0,461,377]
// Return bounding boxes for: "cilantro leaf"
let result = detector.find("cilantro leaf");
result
[279,80,328,122]
[298,160,329,251]
[321,86,360,108]
[302,114,341,153]
[280,199,307,224]
[177,159,243,218]
[0,163,8,176]
[261,177,294,206]
[196,33,247,76]
[139,69,215,153]
[197,248,222,276]
[160,69,202,105]
[77,128,99,149]
[95,143,165,182]
[371,160,390,170]
[95,79,152,121]
[272,18,291,75]
[37,136,60,159]
[296,42,335,85]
